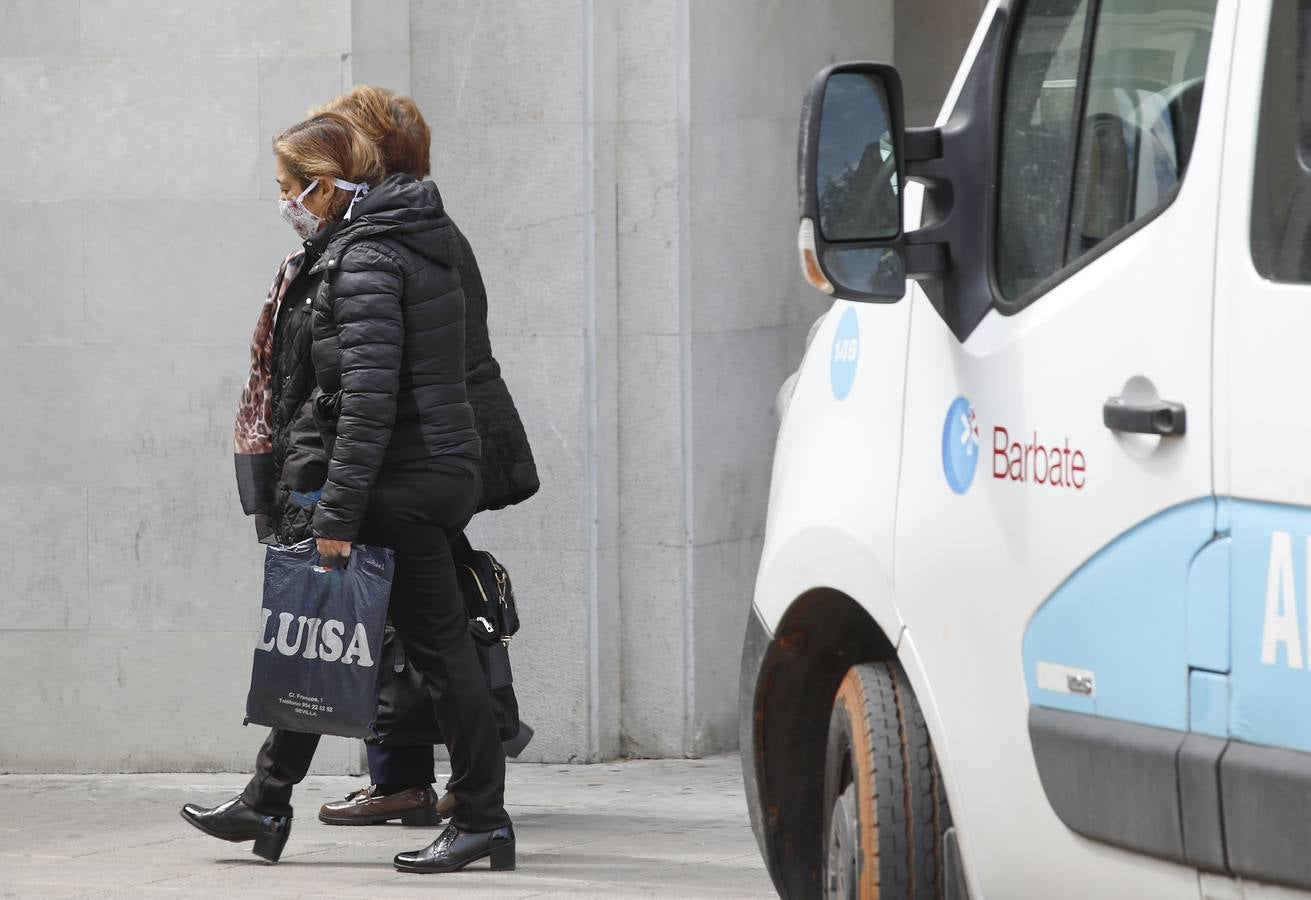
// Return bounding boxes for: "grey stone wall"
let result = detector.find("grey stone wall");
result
[0,0,957,771]
[0,0,381,773]
[410,0,622,763]
[412,0,892,760]
[896,0,989,126]
[682,0,894,755]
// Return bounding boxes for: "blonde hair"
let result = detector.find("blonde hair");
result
[273,110,385,222]
[318,85,432,179]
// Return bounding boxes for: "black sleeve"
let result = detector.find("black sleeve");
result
[311,245,405,541]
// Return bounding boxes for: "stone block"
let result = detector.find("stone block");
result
[0,484,88,630]
[618,333,683,547]
[688,0,893,125]
[0,344,245,489]
[0,57,83,202]
[0,201,87,346]
[689,117,804,334]
[0,346,93,487]
[85,483,264,633]
[351,0,410,55]
[82,200,296,348]
[0,345,246,490]
[346,0,411,91]
[0,56,261,202]
[344,51,411,97]
[80,56,261,202]
[0,628,365,773]
[83,344,249,490]
[691,536,763,754]
[0,630,269,773]
[619,543,687,757]
[258,56,348,200]
[0,0,79,57]
[617,121,680,337]
[618,0,679,123]
[689,327,787,546]
[411,0,584,126]
[78,0,351,58]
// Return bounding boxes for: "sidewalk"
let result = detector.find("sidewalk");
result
[0,755,773,899]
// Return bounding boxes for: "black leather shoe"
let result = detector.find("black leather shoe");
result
[180,796,292,862]
[393,823,516,874]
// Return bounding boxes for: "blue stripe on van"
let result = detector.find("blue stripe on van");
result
[1024,498,1311,753]
[1022,499,1215,731]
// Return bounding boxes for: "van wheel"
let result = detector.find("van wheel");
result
[823,661,953,899]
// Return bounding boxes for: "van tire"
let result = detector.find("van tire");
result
[893,663,953,898]
[823,661,953,899]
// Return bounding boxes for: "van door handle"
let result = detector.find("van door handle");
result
[1103,397,1186,436]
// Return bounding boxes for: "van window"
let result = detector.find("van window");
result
[995,0,1090,302]
[1250,0,1311,283]
[996,0,1217,302]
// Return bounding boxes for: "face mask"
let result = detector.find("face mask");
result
[279,178,371,242]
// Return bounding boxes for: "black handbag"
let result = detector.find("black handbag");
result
[454,542,520,645]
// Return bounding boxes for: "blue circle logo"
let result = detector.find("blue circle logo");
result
[830,308,860,401]
[942,396,980,494]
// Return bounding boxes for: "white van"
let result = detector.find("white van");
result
[739,1,1311,898]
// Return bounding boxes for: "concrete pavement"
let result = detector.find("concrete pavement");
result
[0,755,774,899]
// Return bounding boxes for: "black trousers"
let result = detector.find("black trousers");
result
[242,458,510,832]
[363,531,480,788]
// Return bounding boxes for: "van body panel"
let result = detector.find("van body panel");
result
[753,295,912,634]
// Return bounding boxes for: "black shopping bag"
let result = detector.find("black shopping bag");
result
[244,540,394,738]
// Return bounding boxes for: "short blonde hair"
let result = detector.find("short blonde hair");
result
[319,85,432,179]
[273,111,385,221]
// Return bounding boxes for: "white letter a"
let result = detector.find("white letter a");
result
[1262,532,1302,668]
[342,624,374,668]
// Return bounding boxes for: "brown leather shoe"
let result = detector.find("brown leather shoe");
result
[436,790,456,819]
[318,785,441,826]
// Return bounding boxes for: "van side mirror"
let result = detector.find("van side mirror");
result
[798,63,909,301]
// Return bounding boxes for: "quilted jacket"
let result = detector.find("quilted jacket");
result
[454,225,539,511]
[307,174,482,541]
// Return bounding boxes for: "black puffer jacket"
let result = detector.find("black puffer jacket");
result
[451,224,539,510]
[308,175,481,541]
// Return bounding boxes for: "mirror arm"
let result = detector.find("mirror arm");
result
[903,127,943,166]
[902,238,948,279]
[903,125,949,279]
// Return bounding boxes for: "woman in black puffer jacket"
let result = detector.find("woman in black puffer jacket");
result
[311,86,537,827]
[187,112,514,876]
[251,215,535,548]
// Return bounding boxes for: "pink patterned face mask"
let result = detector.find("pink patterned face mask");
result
[279,178,370,241]
[279,181,322,241]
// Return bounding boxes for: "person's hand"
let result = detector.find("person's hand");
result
[316,538,352,564]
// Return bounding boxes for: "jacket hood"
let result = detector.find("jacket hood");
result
[314,174,454,271]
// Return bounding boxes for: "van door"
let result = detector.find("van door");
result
[1211,0,1311,890]
[893,0,1231,897]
